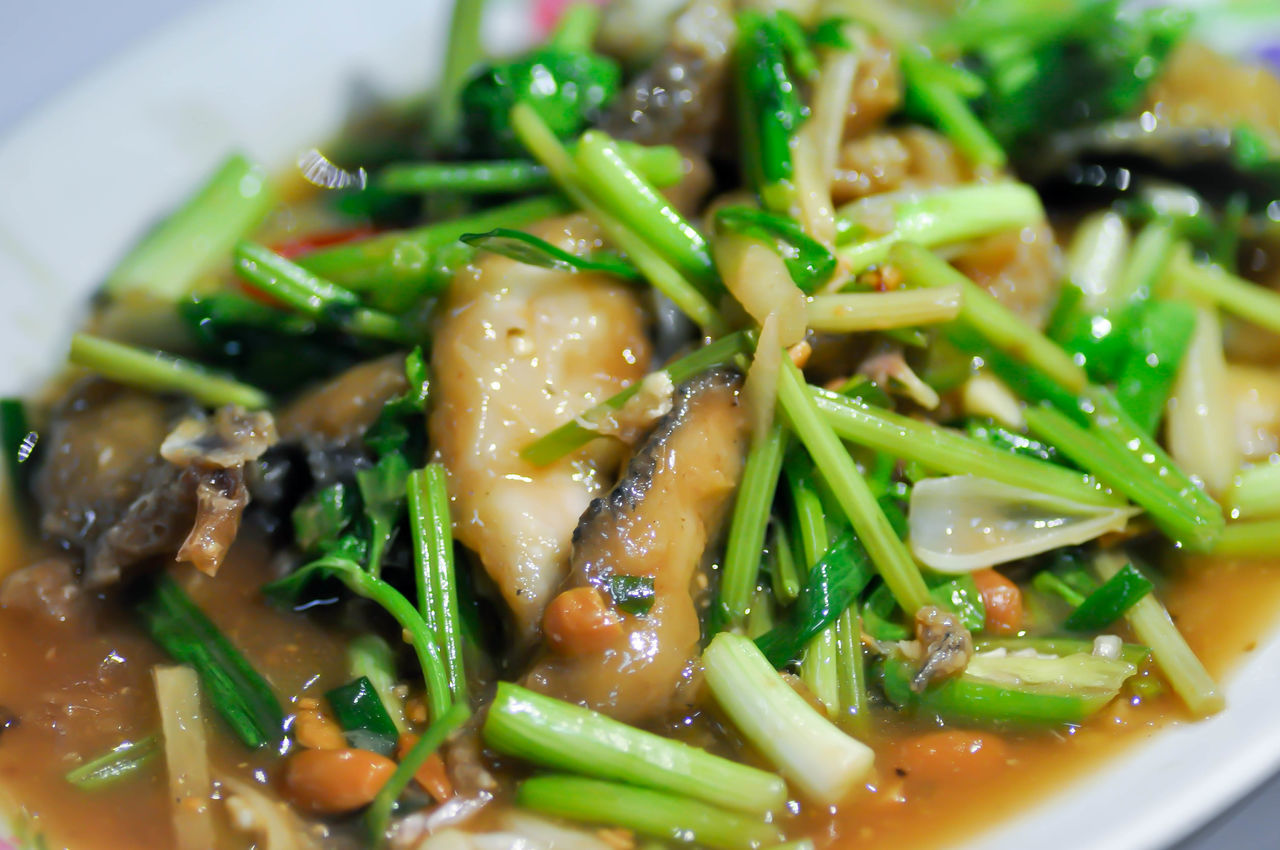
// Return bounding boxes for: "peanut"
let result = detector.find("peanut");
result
[281,747,396,814]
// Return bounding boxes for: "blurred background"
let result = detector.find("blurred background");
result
[0,1,1278,848]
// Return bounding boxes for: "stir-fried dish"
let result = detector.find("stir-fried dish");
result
[4,1,1280,848]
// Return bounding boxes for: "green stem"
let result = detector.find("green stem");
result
[70,334,269,410]
[517,775,783,850]
[890,241,1087,393]
[105,153,275,301]
[837,182,1043,273]
[901,48,1006,168]
[297,194,573,309]
[510,104,724,333]
[1094,553,1222,717]
[809,386,1120,508]
[366,702,469,847]
[835,606,870,736]
[778,360,931,613]
[718,421,787,627]
[65,735,161,790]
[1214,519,1280,556]
[407,465,468,703]
[484,683,786,814]
[806,288,962,332]
[1230,463,1280,520]
[428,0,488,150]
[1167,245,1280,336]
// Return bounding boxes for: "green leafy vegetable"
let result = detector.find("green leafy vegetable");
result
[356,453,411,577]
[139,575,285,750]
[292,483,355,554]
[714,206,838,292]
[1063,562,1153,631]
[735,10,808,212]
[755,529,875,667]
[325,677,399,757]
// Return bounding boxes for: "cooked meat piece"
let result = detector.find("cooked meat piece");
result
[524,369,749,724]
[430,215,651,641]
[0,558,89,626]
[33,380,175,550]
[952,222,1061,330]
[911,605,974,693]
[277,353,408,446]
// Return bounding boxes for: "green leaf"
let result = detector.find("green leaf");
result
[460,228,641,281]
[326,677,400,757]
[1064,562,1153,631]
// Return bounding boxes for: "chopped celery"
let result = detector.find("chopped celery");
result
[975,637,1151,668]
[1168,246,1280,336]
[806,288,963,333]
[719,421,787,626]
[1215,519,1280,557]
[837,183,1043,272]
[890,241,1087,394]
[105,153,275,301]
[778,360,932,613]
[407,465,467,702]
[1229,463,1280,520]
[483,683,787,814]
[799,626,841,715]
[901,48,1006,167]
[835,606,870,736]
[882,652,1134,726]
[810,386,1120,509]
[70,334,270,410]
[517,775,783,850]
[703,632,874,805]
[1094,554,1222,717]
[769,520,802,604]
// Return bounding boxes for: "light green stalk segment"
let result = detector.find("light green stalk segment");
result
[484,683,787,814]
[428,0,487,150]
[809,386,1121,508]
[105,153,275,300]
[890,241,1087,393]
[510,103,725,333]
[720,421,787,625]
[1065,210,1130,310]
[799,626,841,715]
[366,702,470,847]
[1167,245,1280,335]
[1094,554,1222,717]
[69,334,270,410]
[835,606,869,736]
[778,360,932,612]
[1229,463,1280,519]
[1111,219,1178,308]
[517,775,783,850]
[806,288,962,332]
[1214,519,1280,556]
[837,182,1044,273]
[407,465,467,702]
[347,635,406,733]
[703,632,875,806]
[574,131,717,290]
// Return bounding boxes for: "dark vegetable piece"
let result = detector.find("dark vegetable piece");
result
[714,206,837,292]
[0,399,38,509]
[460,228,641,281]
[954,1,1190,156]
[459,43,621,158]
[604,575,656,616]
[1063,562,1154,632]
[179,293,386,394]
[356,453,411,577]
[755,529,876,667]
[325,677,399,757]
[292,483,355,555]
[139,575,286,750]
[65,735,160,790]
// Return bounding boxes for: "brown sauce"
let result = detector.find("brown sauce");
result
[2,527,1278,850]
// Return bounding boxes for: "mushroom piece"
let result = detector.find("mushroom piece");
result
[524,369,750,724]
[910,605,974,693]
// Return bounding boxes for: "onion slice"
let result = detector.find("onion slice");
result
[908,476,1140,573]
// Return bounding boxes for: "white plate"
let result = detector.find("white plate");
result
[0,1,1277,849]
